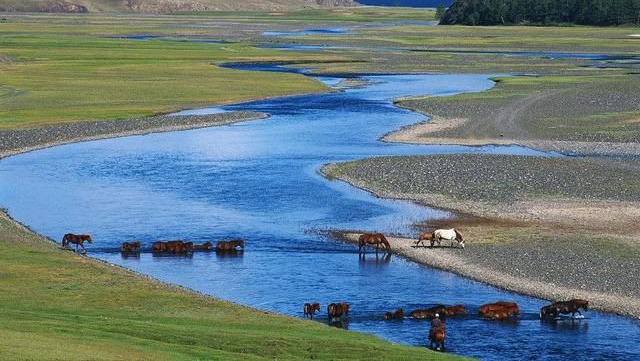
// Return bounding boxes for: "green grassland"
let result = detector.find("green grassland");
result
[0,214,455,360]
[0,14,342,129]
[398,74,640,142]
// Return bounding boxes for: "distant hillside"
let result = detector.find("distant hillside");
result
[0,0,358,13]
[356,0,451,7]
[440,0,640,26]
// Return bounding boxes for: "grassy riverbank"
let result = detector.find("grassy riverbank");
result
[0,212,453,360]
[0,14,333,129]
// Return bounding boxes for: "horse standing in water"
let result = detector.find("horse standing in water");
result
[429,328,446,351]
[358,233,391,254]
[120,241,141,253]
[303,303,321,320]
[327,303,349,323]
[216,239,245,252]
[62,233,92,253]
[540,299,589,319]
[432,229,465,249]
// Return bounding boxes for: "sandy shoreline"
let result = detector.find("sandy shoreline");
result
[338,232,640,318]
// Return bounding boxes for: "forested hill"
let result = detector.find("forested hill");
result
[440,0,640,26]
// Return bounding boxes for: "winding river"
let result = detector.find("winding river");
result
[1,64,639,360]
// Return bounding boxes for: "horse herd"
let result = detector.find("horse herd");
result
[63,231,588,351]
[303,299,589,351]
[61,233,244,255]
[358,228,465,255]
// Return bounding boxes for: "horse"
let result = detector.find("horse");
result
[151,240,191,254]
[432,229,465,249]
[120,241,140,253]
[327,303,349,322]
[479,302,519,320]
[303,303,321,320]
[409,305,446,319]
[62,233,92,253]
[540,299,589,320]
[444,304,466,317]
[216,239,245,252]
[415,232,434,247]
[428,328,446,351]
[358,233,391,254]
[193,241,213,251]
[383,308,404,320]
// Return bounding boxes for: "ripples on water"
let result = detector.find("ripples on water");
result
[1,67,638,360]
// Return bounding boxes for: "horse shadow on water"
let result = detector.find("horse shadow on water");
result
[358,252,391,266]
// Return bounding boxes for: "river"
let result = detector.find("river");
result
[0,65,638,360]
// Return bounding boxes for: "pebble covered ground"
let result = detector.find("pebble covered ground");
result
[0,112,265,158]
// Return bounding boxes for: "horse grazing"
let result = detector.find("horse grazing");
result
[327,302,349,322]
[193,241,213,251]
[303,303,321,320]
[216,239,245,252]
[415,232,434,247]
[62,233,92,253]
[540,299,589,320]
[479,302,519,320]
[383,308,404,320]
[409,305,446,319]
[358,233,391,254]
[432,229,465,249]
[120,241,141,253]
[444,304,466,317]
[428,328,446,351]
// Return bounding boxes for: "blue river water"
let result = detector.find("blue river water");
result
[1,66,639,360]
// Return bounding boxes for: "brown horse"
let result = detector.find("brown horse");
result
[303,303,321,320]
[444,304,466,317]
[327,303,349,322]
[151,240,191,254]
[358,233,391,254]
[540,299,589,319]
[383,308,404,320]
[120,241,141,253]
[479,302,519,320]
[62,233,92,253]
[193,241,213,251]
[429,328,446,351]
[409,305,447,319]
[216,239,245,252]
[415,232,434,247]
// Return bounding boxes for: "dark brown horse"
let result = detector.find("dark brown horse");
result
[120,241,141,253]
[409,305,447,319]
[216,239,245,252]
[540,299,589,319]
[415,232,434,247]
[358,233,391,254]
[383,308,404,320]
[327,302,349,322]
[444,304,466,317]
[151,240,191,254]
[428,328,446,351]
[479,302,519,320]
[303,303,321,320]
[62,233,92,253]
[193,241,213,251]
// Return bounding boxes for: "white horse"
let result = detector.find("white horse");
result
[432,229,464,249]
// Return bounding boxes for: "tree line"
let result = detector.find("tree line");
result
[439,0,640,26]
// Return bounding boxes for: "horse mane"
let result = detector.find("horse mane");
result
[454,229,463,242]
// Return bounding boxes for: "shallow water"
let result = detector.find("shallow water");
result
[1,66,638,359]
